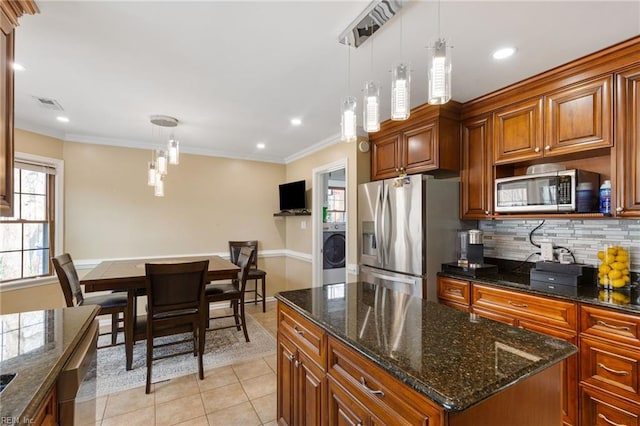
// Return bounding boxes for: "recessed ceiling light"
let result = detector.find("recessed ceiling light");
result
[256,143,265,149]
[56,116,70,123]
[493,47,516,60]
[290,118,302,126]
[12,62,25,71]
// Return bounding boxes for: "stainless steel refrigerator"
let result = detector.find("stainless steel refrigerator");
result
[358,175,460,301]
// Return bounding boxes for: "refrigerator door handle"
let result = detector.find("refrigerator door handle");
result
[375,184,384,265]
[367,270,417,285]
[382,183,391,266]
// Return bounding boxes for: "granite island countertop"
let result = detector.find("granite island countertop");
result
[0,305,99,423]
[276,282,577,412]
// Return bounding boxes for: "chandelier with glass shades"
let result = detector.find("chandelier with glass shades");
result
[146,115,180,197]
[338,0,452,142]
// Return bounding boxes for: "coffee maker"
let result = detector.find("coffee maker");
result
[446,229,498,277]
[467,229,484,267]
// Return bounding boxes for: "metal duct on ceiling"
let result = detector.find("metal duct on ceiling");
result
[338,0,403,48]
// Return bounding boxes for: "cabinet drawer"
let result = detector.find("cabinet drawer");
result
[581,305,640,347]
[327,336,441,426]
[581,385,640,426]
[278,303,326,370]
[581,336,640,403]
[472,284,577,330]
[437,277,470,306]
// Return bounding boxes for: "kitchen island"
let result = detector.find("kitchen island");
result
[0,305,99,424]
[276,282,577,426]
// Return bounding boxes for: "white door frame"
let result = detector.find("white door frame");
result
[311,158,348,287]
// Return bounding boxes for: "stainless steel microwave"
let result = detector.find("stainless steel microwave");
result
[494,169,600,213]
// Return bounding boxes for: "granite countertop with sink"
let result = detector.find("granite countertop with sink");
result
[0,305,99,423]
[439,257,640,315]
[276,282,577,412]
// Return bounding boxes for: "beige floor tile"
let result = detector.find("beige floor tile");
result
[262,420,278,426]
[241,372,276,400]
[171,415,210,426]
[206,401,261,426]
[251,392,277,424]
[198,365,239,392]
[200,382,249,414]
[94,396,107,421]
[101,405,155,426]
[103,385,155,419]
[231,357,272,381]
[263,354,277,373]
[153,373,200,405]
[155,394,206,426]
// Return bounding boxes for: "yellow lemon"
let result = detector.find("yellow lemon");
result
[599,264,611,274]
[604,255,617,264]
[597,251,605,260]
[607,247,618,255]
[617,248,629,256]
[600,277,610,285]
[612,278,626,288]
[612,262,626,271]
[616,255,629,264]
[623,275,631,283]
[609,270,622,280]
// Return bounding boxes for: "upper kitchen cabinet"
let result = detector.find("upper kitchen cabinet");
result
[615,65,640,217]
[0,0,38,217]
[461,113,493,219]
[369,101,461,181]
[493,75,613,166]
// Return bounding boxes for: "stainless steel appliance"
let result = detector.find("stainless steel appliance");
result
[494,169,599,213]
[323,222,346,284]
[358,175,460,300]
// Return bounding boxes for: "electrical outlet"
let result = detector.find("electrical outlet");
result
[540,241,554,261]
[300,220,307,230]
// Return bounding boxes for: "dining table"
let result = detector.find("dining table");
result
[80,255,240,370]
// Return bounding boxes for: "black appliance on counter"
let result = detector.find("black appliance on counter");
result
[529,261,594,296]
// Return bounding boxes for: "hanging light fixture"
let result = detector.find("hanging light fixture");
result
[391,1,410,121]
[363,24,380,133]
[147,115,180,196]
[427,0,452,105]
[340,42,357,143]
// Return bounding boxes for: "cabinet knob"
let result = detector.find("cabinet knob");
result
[288,354,296,362]
[395,168,399,172]
[544,145,551,151]
[485,211,490,216]
[294,360,300,368]
[616,206,623,213]
[534,147,540,153]
[400,167,405,171]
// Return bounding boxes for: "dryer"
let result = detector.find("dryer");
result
[323,222,346,284]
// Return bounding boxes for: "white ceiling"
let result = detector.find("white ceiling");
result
[13,1,640,164]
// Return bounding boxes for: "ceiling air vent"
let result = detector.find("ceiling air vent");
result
[33,96,64,111]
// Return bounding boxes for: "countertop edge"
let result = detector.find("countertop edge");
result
[19,305,100,423]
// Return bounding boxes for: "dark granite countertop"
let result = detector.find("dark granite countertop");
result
[0,305,99,423]
[276,282,576,412]
[438,258,640,315]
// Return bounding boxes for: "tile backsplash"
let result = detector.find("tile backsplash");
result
[479,219,640,272]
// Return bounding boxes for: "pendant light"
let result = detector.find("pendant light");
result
[147,159,156,186]
[363,25,380,133]
[391,2,410,121]
[427,0,452,105]
[168,137,179,164]
[146,115,180,196]
[341,42,357,142]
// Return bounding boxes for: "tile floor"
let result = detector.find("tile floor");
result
[94,301,279,426]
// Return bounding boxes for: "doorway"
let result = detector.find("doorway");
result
[312,159,348,287]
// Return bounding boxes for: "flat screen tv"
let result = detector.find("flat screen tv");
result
[279,180,306,211]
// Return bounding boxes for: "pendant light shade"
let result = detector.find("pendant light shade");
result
[154,174,164,197]
[147,161,157,186]
[391,62,410,120]
[341,96,357,142]
[156,150,168,176]
[363,81,380,133]
[427,38,452,105]
[168,138,179,165]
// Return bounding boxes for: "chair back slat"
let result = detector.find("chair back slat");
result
[145,260,209,317]
[229,240,259,269]
[52,253,84,307]
[236,246,256,293]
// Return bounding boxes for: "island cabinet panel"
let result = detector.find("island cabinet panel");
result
[327,377,370,426]
[615,65,640,217]
[544,75,613,156]
[493,97,544,164]
[327,336,442,426]
[581,384,640,426]
[278,302,326,368]
[31,386,57,426]
[437,277,471,312]
[461,114,493,219]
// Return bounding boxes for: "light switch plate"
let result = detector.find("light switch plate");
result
[540,241,554,261]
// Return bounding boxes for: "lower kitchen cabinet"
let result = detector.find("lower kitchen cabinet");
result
[31,386,57,426]
[581,384,640,426]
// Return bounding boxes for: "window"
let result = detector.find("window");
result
[327,186,346,223]
[0,157,60,283]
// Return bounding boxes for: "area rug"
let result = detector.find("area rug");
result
[91,314,276,397]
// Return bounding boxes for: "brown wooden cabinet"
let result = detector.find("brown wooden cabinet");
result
[615,65,640,217]
[370,102,461,181]
[493,97,544,164]
[277,303,326,426]
[0,1,37,217]
[461,114,493,219]
[437,276,471,312]
[31,385,57,426]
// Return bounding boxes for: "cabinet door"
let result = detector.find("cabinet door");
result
[371,133,401,180]
[461,114,493,218]
[0,23,14,217]
[402,121,437,174]
[493,97,544,164]
[437,276,470,307]
[544,75,613,156]
[327,377,369,426]
[581,384,640,426]
[297,350,325,426]
[277,334,297,426]
[615,66,640,217]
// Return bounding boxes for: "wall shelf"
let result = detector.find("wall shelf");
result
[273,211,311,217]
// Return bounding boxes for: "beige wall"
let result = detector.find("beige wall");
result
[14,128,64,159]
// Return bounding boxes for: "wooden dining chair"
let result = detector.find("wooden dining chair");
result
[205,246,255,342]
[228,240,267,312]
[52,253,128,348]
[142,260,209,394]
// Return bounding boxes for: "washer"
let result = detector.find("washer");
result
[323,222,346,284]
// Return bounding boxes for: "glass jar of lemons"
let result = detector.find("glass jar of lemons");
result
[597,244,631,289]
